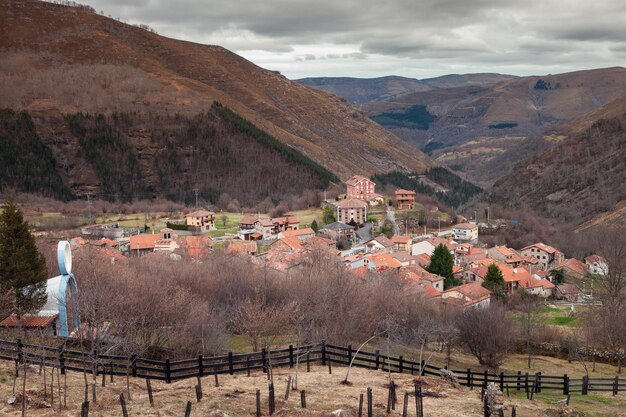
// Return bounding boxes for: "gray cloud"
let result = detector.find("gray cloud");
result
[85,0,626,78]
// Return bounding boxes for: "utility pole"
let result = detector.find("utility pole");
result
[438,216,441,233]
[193,189,199,208]
[487,206,490,226]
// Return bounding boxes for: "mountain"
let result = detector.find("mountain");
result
[296,73,516,105]
[490,96,626,228]
[361,67,626,185]
[0,0,435,203]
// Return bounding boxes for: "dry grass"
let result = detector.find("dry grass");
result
[1,360,624,417]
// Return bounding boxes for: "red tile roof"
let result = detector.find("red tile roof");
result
[453,223,477,230]
[552,258,588,276]
[337,198,368,209]
[0,314,58,328]
[395,189,416,195]
[444,282,491,301]
[186,209,215,218]
[129,234,161,250]
[346,175,370,186]
[281,228,315,238]
[368,253,402,269]
[391,235,412,244]
[521,242,560,254]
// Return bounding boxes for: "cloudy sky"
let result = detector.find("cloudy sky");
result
[87,0,626,80]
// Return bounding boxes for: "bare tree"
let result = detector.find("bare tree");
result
[457,305,514,369]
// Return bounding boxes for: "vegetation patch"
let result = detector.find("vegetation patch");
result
[370,104,437,130]
[489,122,518,129]
[372,167,482,207]
[0,109,74,201]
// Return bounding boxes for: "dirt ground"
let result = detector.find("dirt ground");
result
[0,361,624,417]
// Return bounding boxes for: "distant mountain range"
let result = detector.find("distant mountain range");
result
[0,0,435,203]
[491,95,626,229]
[359,67,626,185]
[296,73,517,105]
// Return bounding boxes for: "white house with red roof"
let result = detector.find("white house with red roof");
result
[452,223,479,243]
[441,282,491,309]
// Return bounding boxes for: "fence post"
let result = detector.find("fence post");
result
[184,400,192,417]
[613,376,619,396]
[563,374,569,396]
[289,345,294,368]
[301,389,306,408]
[499,372,504,391]
[582,375,588,395]
[516,371,521,391]
[228,352,234,375]
[367,387,373,417]
[256,389,261,417]
[81,401,89,417]
[146,378,154,406]
[484,370,488,387]
[321,341,326,366]
[119,393,129,417]
[467,369,472,388]
[399,355,404,373]
[262,348,268,373]
[536,372,541,393]
[198,355,204,377]
[165,359,171,384]
[375,350,380,370]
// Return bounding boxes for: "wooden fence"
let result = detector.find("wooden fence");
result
[0,339,624,396]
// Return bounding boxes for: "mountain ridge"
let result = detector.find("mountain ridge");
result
[296,73,517,104]
[0,0,434,185]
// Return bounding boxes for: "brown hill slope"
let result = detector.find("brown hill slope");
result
[490,95,626,227]
[296,73,515,104]
[362,67,626,185]
[0,0,434,183]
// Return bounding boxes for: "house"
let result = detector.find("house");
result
[129,233,162,255]
[395,189,416,210]
[452,223,479,242]
[520,243,565,270]
[555,283,581,302]
[336,198,368,225]
[411,237,456,256]
[420,272,445,291]
[551,258,588,280]
[185,210,216,232]
[271,236,305,252]
[442,282,491,309]
[278,227,315,241]
[390,252,419,267]
[129,228,178,255]
[0,314,60,336]
[391,235,412,252]
[346,175,376,202]
[320,222,355,241]
[518,274,556,298]
[239,215,300,240]
[227,241,258,256]
[364,236,394,253]
[488,246,524,267]
[367,253,402,271]
[463,266,488,284]
[498,264,534,293]
[177,235,213,258]
[585,255,608,276]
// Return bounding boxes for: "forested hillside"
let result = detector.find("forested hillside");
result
[0,109,73,200]
[2,105,336,208]
[491,97,626,226]
[0,0,434,182]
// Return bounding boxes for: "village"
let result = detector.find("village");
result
[14,172,606,336]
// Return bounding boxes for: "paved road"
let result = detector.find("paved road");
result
[356,222,373,243]
[385,209,400,235]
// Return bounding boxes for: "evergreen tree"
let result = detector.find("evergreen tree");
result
[427,243,457,288]
[482,263,505,294]
[0,202,48,319]
[550,268,565,285]
[310,219,319,233]
[322,205,336,224]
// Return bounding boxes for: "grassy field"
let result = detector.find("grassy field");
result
[509,305,584,329]
[1,357,623,417]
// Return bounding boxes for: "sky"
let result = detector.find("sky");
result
[86,0,626,80]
